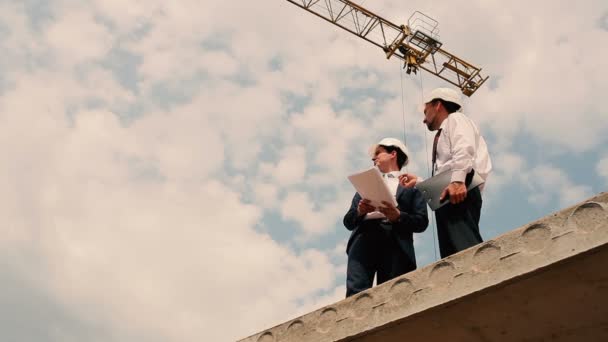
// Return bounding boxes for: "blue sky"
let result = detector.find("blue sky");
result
[0,0,607,341]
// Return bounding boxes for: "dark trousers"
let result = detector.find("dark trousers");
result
[435,186,483,258]
[346,224,415,297]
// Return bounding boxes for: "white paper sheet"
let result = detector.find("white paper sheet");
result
[347,168,397,208]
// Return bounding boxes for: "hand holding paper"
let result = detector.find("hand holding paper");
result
[347,168,397,208]
[356,198,376,216]
[378,201,400,222]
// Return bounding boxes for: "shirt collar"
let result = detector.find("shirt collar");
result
[384,171,401,178]
[439,116,449,130]
[439,111,465,130]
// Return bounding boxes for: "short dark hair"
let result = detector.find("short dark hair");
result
[431,99,461,114]
[380,145,408,169]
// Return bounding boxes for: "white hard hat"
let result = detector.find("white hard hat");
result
[419,87,462,112]
[368,137,409,166]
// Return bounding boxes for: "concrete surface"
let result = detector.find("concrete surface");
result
[239,192,608,342]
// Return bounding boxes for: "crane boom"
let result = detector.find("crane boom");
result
[285,0,488,96]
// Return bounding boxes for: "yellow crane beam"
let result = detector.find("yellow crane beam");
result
[285,0,488,96]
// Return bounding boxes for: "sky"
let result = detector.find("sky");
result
[0,0,607,341]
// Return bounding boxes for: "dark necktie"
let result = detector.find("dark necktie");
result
[432,128,442,176]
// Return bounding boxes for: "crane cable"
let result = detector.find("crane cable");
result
[398,62,439,262]
[398,62,408,171]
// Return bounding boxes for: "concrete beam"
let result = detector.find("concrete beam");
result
[239,192,608,342]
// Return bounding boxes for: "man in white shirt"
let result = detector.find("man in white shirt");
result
[343,138,428,297]
[399,88,492,258]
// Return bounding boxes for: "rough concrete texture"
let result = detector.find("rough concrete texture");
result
[238,192,608,342]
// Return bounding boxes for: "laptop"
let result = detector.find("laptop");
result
[416,171,484,211]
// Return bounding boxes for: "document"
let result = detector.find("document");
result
[347,167,397,208]
[416,171,485,211]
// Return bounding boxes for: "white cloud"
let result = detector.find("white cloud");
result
[485,152,526,193]
[280,190,352,237]
[0,79,338,341]
[597,156,608,185]
[281,191,325,235]
[192,82,284,170]
[252,182,279,209]
[463,1,608,152]
[274,145,308,186]
[129,104,224,181]
[524,165,592,208]
[1,0,606,341]
[286,103,371,186]
[293,285,345,318]
[331,241,347,258]
[45,9,113,67]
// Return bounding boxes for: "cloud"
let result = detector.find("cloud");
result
[286,103,371,186]
[0,2,354,341]
[252,182,280,209]
[463,1,608,152]
[0,92,338,340]
[597,156,608,185]
[0,0,605,341]
[280,189,354,237]
[273,145,308,186]
[523,165,593,208]
[46,9,113,67]
[485,152,526,192]
[600,10,608,31]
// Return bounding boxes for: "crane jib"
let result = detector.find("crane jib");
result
[284,0,489,96]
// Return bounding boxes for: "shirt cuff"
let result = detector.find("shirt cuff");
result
[451,170,467,183]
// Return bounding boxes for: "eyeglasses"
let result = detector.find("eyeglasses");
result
[371,150,391,162]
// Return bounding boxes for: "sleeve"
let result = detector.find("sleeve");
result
[394,189,428,233]
[475,134,493,182]
[446,114,476,183]
[343,193,363,231]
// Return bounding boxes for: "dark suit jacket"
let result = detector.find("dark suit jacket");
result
[343,186,429,266]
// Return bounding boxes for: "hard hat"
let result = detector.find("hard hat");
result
[368,137,409,166]
[419,87,462,112]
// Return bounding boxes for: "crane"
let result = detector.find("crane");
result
[284,0,489,96]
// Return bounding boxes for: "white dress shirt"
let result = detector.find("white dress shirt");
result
[435,112,492,186]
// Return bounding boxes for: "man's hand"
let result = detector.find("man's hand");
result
[357,199,376,217]
[379,201,400,223]
[398,173,417,188]
[440,181,467,204]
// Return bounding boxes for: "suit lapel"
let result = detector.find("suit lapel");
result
[395,185,405,204]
